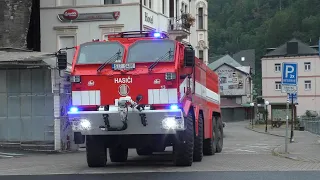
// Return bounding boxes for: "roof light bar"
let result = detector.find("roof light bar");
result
[107,31,169,39]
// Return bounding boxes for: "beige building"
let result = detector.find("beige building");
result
[40,0,209,64]
[261,38,320,119]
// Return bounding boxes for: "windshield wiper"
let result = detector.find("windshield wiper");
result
[97,49,122,72]
[148,49,174,71]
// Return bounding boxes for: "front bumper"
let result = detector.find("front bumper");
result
[68,109,185,135]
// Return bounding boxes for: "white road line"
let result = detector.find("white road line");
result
[0,154,13,158]
[0,152,24,156]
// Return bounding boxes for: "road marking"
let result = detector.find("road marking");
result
[0,152,24,156]
[0,154,13,158]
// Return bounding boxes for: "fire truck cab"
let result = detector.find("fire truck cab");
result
[56,31,223,167]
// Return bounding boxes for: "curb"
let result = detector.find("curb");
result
[245,126,285,137]
[271,145,320,163]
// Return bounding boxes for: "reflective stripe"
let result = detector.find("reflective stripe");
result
[72,90,101,105]
[148,89,178,104]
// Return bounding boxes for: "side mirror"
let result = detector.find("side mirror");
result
[56,51,68,70]
[136,94,143,103]
[184,46,195,67]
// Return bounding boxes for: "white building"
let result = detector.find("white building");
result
[40,0,209,64]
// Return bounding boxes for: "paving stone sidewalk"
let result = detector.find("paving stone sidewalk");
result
[247,124,320,163]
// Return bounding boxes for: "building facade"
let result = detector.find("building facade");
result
[261,38,319,119]
[208,55,253,122]
[40,0,209,64]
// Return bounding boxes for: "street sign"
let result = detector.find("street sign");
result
[281,62,298,85]
[287,93,298,104]
[281,84,297,93]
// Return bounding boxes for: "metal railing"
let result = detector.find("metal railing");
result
[299,117,320,135]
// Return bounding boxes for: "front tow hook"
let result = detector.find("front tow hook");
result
[99,114,128,131]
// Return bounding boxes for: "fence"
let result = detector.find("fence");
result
[299,117,320,135]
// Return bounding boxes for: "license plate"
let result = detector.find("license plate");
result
[112,63,135,70]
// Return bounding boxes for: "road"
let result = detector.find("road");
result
[1,171,320,180]
[0,121,319,178]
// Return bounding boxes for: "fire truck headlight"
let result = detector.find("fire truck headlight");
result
[80,119,91,130]
[162,117,184,130]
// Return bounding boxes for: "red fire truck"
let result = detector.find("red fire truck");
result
[56,31,223,167]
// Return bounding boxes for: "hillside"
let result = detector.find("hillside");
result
[208,0,320,92]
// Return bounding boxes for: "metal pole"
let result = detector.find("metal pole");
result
[285,95,289,153]
[265,104,267,132]
[252,106,254,129]
[139,0,143,32]
[290,93,295,142]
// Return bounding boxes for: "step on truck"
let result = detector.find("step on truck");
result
[55,31,223,167]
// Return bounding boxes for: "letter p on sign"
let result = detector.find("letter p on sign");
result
[285,65,294,78]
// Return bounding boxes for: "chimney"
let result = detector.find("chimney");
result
[286,42,298,55]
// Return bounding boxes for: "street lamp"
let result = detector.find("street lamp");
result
[250,102,255,129]
[265,101,269,132]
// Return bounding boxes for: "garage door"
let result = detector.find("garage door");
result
[0,68,54,142]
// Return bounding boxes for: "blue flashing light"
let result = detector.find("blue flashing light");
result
[170,104,179,110]
[69,107,79,113]
[153,32,161,38]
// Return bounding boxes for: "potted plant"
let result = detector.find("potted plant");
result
[181,13,195,29]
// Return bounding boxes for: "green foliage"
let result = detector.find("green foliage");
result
[208,0,320,92]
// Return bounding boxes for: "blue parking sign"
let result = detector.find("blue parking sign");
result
[281,63,298,85]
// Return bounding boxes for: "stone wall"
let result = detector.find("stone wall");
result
[0,0,32,48]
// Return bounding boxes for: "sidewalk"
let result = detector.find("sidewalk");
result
[246,124,320,163]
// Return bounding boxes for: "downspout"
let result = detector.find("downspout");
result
[140,0,143,32]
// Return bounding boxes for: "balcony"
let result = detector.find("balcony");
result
[167,13,194,41]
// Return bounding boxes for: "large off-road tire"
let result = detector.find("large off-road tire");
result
[203,116,217,155]
[86,135,107,167]
[216,117,224,153]
[193,113,203,162]
[109,147,128,162]
[173,110,194,166]
[136,147,153,156]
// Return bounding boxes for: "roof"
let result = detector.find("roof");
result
[263,38,318,58]
[235,66,251,74]
[208,55,242,70]
[233,49,255,74]
[0,47,71,71]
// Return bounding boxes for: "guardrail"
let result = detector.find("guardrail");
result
[299,117,320,135]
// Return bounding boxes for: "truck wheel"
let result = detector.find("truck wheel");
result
[203,116,217,155]
[109,147,128,162]
[173,110,194,166]
[216,117,224,153]
[86,135,107,167]
[193,113,203,162]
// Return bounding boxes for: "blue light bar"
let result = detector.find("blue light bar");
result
[153,32,161,38]
[170,104,179,110]
[69,107,79,113]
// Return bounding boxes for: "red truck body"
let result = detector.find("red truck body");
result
[59,31,223,167]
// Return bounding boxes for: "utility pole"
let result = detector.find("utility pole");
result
[285,95,289,153]
[290,93,295,142]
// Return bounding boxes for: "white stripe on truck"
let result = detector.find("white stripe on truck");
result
[72,90,101,105]
[147,88,178,104]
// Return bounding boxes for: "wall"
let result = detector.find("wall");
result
[0,0,32,48]
[216,64,248,96]
[262,55,320,116]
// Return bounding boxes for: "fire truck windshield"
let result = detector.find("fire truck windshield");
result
[126,39,175,63]
[76,41,124,64]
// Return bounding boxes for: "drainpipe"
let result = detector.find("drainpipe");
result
[140,0,143,32]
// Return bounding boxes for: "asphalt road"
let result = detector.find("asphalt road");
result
[1,171,320,180]
[0,121,320,177]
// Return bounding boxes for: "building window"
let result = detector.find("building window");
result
[275,81,281,90]
[198,7,204,29]
[304,80,311,90]
[275,63,281,72]
[185,4,188,13]
[149,0,152,9]
[144,0,146,6]
[304,62,311,71]
[199,50,204,61]
[104,0,121,4]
